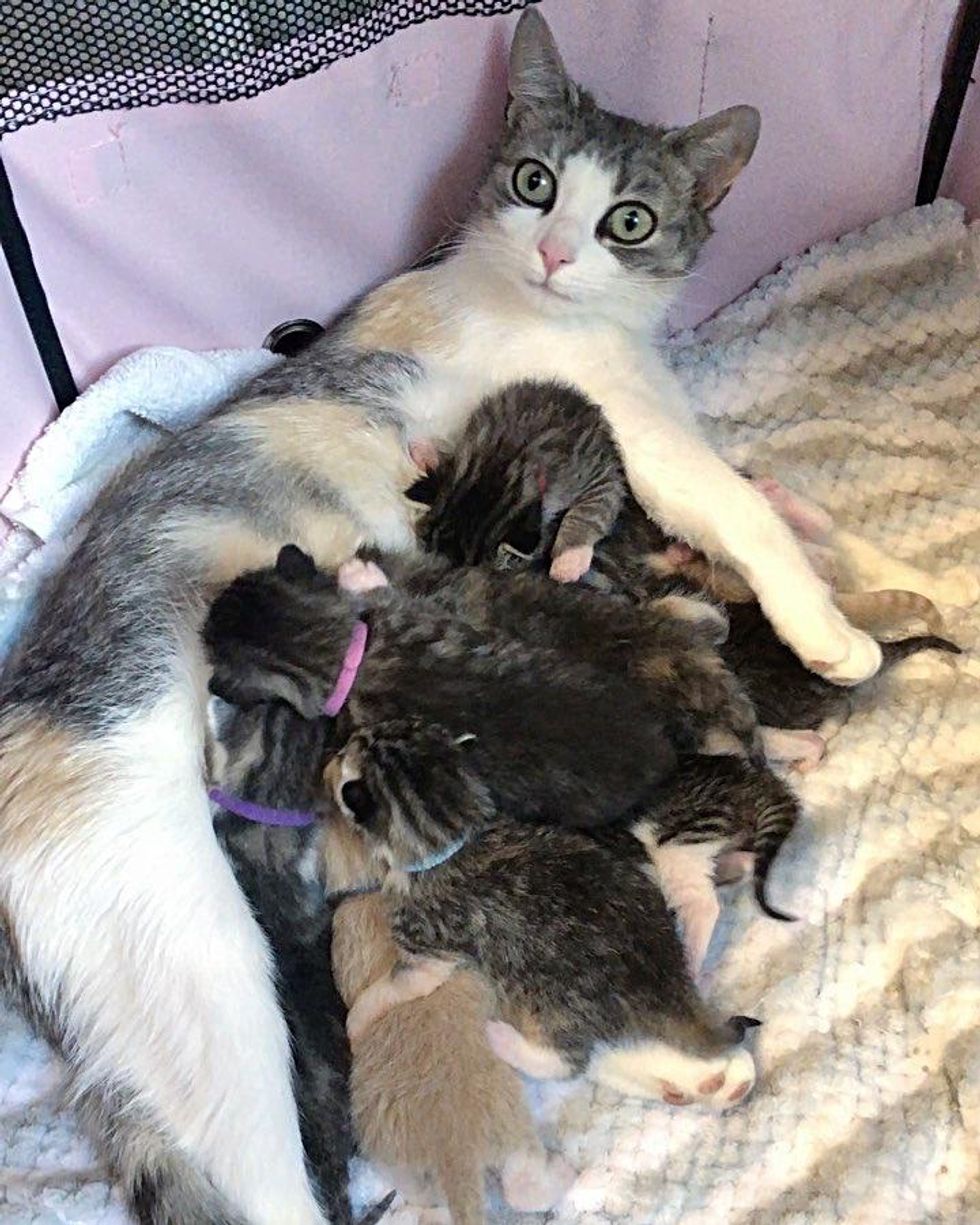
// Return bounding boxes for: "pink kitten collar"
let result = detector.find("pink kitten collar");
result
[208,619,369,828]
[322,618,369,717]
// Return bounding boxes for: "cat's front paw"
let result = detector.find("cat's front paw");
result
[775,601,882,686]
[549,544,593,584]
[806,622,882,686]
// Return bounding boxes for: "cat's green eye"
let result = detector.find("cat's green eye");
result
[512,159,556,210]
[599,201,657,245]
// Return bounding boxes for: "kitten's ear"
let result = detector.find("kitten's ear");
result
[340,778,378,828]
[205,694,239,741]
[276,543,317,582]
[665,105,760,211]
[508,9,574,115]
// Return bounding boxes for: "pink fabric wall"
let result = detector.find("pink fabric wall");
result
[0,0,966,495]
[945,79,980,220]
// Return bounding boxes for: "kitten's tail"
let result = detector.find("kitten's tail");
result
[835,589,944,634]
[436,1145,486,1225]
[356,1191,397,1225]
[879,634,962,669]
[752,785,801,922]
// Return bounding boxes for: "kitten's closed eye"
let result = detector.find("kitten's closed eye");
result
[341,779,377,826]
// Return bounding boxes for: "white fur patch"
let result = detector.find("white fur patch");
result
[2,676,325,1224]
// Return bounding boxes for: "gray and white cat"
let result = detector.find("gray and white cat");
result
[0,12,875,1222]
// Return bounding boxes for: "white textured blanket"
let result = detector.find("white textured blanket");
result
[1,200,978,1225]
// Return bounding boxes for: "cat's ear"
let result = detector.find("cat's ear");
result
[508,9,574,116]
[275,543,317,582]
[664,105,760,211]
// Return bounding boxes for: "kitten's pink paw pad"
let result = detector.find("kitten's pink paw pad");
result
[762,727,826,770]
[550,545,593,584]
[661,1085,694,1106]
[664,541,698,565]
[501,1152,575,1212]
[337,558,389,593]
[698,1072,726,1095]
[727,1080,752,1104]
[753,476,834,543]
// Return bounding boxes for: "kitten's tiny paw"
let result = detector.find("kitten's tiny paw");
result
[550,544,593,584]
[760,727,826,770]
[663,541,699,566]
[753,477,834,543]
[337,558,389,594]
[486,1021,571,1080]
[501,1151,575,1212]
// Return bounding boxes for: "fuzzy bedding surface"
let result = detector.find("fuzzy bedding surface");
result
[1,199,978,1225]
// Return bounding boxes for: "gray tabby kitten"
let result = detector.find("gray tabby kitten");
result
[416,378,960,755]
[205,705,390,1225]
[0,12,846,1219]
[204,544,680,830]
[326,721,759,1109]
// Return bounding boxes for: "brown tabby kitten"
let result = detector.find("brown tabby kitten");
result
[326,720,760,1110]
[415,378,961,771]
[326,816,573,1225]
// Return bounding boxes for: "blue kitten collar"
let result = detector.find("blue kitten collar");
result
[404,836,467,874]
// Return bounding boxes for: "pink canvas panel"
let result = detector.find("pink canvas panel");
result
[0,0,965,494]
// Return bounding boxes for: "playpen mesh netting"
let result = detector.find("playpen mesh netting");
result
[0,0,532,135]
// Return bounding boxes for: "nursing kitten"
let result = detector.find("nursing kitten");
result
[205,700,396,1225]
[624,755,800,974]
[204,545,683,829]
[326,721,759,1108]
[417,378,961,768]
[0,12,878,1218]
[327,821,572,1225]
[208,700,564,1225]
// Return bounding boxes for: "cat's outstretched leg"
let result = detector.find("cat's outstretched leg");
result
[617,418,881,684]
[646,842,721,975]
[0,700,326,1225]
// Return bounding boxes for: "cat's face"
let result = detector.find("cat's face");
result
[327,718,494,869]
[465,11,759,327]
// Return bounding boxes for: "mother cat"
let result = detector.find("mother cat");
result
[0,11,880,1225]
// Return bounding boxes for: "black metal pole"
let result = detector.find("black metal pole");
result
[0,153,77,411]
[917,0,980,206]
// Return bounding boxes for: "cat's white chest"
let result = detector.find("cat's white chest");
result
[442,314,697,438]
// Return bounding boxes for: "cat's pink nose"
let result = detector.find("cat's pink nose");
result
[538,237,574,278]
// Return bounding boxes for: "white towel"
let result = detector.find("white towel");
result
[0,345,279,656]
